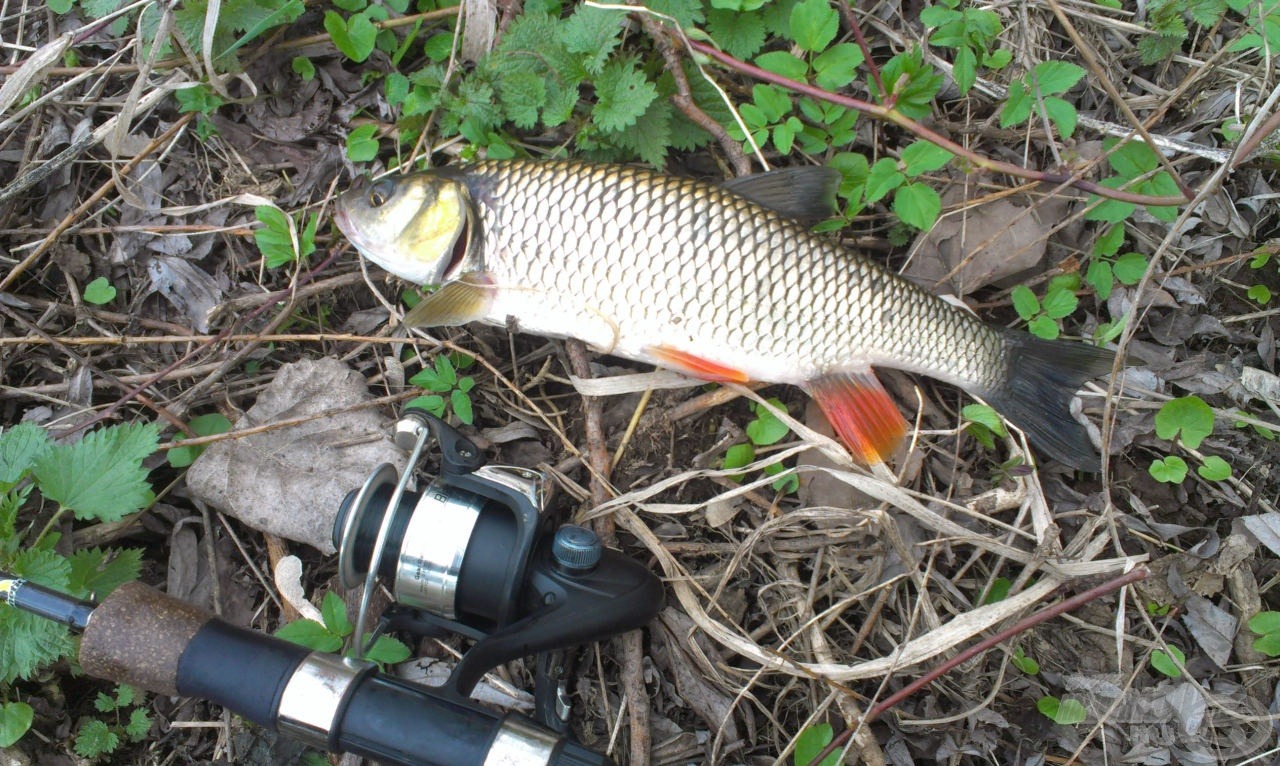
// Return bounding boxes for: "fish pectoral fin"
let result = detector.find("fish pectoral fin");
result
[646,345,751,384]
[402,273,494,328]
[806,369,908,465]
[721,166,840,221]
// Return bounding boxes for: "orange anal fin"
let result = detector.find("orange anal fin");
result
[647,345,750,384]
[806,370,908,464]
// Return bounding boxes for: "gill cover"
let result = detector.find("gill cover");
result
[336,173,477,286]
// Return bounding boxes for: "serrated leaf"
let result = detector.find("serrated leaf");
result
[321,591,352,637]
[812,43,864,90]
[1086,260,1113,300]
[1042,96,1077,138]
[1032,60,1085,94]
[1107,138,1159,177]
[865,158,904,203]
[83,277,117,305]
[33,423,157,522]
[125,707,151,741]
[754,50,807,81]
[952,45,977,94]
[1041,286,1078,319]
[1155,396,1215,449]
[0,422,51,489]
[1197,455,1231,480]
[1113,252,1147,284]
[593,57,657,133]
[999,81,1031,127]
[363,635,411,665]
[561,5,624,74]
[794,722,839,766]
[1028,314,1059,339]
[66,548,141,599]
[706,8,766,59]
[900,141,953,176]
[94,691,117,713]
[1094,223,1125,256]
[893,182,942,229]
[1149,455,1189,483]
[0,605,71,684]
[1151,645,1184,677]
[0,702,32,747]
[275,619,343,653]
[1010,284,1040,319]
[790,0,839,51]
[75,719,119,757]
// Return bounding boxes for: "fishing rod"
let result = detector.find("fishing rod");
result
[3,404,665,765]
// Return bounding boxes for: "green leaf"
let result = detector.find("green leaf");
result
[983,577,1011,604]
[1148,455,1189,484]
[253,205,300,268]
[893,183,941,230]
[790,0,839,52]
[66,548,142,599]
[74,719,119,757]
[999,81,1032,127]
[168,412,233,468]
[174,84,224,115]
[865,158,904,203]
[275,619,343,653]
[125,707,152,741]
[1037,696,1086,725]
[752,50,803,80]
[407,394,446,418]
[1113,252,1147,284]
[1011,647,1040,675]
[962,404,1007,437]
[752,84,793,121]
[707,9,766,59]
[1094,223,1125,256]
[1249,252,1272,269]
[746,399,790,446]
[721,443,756,475]
[0,702,33,747]
[1254,631,1280,657]
[1040,286,1078,319]
[363,635,412,665]
[450,389,475,425]
[1085,260,1114,300]
[593,57,657,133]
[423,32,454,62]
[84,277,117,305]
[561,5,624,74]
[1151,645,1184,678]
[1248,284,1272,304]
[1032,60,1085,94]
[0,422,51,490]
[292,56,315,80]
[1042,96,1078,138]
[952,45,976,94]
[0,605,72,684]
[346,124,380,162]
[48,0,73,12]
[1107,138,1159,177]
[33,422,158,522]
[1154,396,1215,449]
[1197,455,1231,481]
[94,691,118,714]
[793,723,840,766]
[1028,314,1059,339]
[325,10,377,63]
[812,43,864,90]
[901,141,954,177]
[321,591,352,637]
[1010,285,1040,320]
[1248,611,1280,636]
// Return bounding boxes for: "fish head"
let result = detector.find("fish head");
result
[335,173,472,286]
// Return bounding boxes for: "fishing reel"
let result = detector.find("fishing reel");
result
[334,404,663,729]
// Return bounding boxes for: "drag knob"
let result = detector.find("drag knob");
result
[551,526,602,575]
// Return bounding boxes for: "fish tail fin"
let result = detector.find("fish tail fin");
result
[976,331,1117,471]
[806,370,909,465]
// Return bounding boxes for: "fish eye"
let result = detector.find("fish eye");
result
[368,180,395,208]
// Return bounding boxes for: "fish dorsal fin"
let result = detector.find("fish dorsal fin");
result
[806,369,908,464]
[721,166,840,220]
[402,273,494,328]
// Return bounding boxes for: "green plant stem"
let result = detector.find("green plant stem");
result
[33,506,70,550]
[806,566,1150,766]
[683,37,1189,208]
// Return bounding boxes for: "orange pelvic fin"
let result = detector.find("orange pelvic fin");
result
[806,370,908,464]
[647,345,750,383]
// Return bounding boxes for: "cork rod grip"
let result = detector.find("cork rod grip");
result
[79,581,212,696]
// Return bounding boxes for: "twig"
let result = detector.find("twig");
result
[807,567,1149,766]
[835,0,883,98]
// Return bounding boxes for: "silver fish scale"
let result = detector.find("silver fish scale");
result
[459,160,1006,391]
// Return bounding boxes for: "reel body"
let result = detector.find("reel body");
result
[333,405,663,726]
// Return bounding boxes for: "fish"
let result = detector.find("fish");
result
[334,160,1116,470]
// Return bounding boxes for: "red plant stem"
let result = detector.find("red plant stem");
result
[685,38,1190,208]
[807,566,1150,766]
[836,0,883,100]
